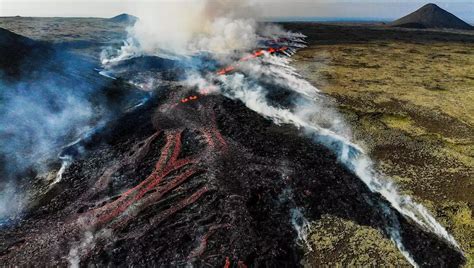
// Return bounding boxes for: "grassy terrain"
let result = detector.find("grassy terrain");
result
[301,215,410,266]
[289,23,474,266]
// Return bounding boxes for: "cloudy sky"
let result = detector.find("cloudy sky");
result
[1,0,473,22]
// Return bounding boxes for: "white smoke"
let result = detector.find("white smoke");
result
[349,155,461,249]
[101,0,260,65]
[52,157,71,185]
[68,231,94,268]
[0,182,24,224]
[67,229,112,267]
[290,207,313,251]
[209,54,462,264]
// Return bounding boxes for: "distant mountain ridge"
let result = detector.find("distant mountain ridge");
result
[391,3,473,30]
[109,13,138,24]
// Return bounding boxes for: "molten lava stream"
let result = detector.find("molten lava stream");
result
[187,224,231,260]
[216,46,289,75]
[83,109,227,232]
[86,130,196,228]
[81,131,161,202]
[201,110,227,151]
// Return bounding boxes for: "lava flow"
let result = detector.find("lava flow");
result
[217,46,289,75]
[177,46,289,106]
[0,32,466,267]
[79,97,227,233]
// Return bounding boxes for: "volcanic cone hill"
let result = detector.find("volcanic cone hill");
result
[109,13,138,24]
[391,3,473,30]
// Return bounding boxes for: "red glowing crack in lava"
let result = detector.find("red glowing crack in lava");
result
[217,46,288,75]
[82,119,227,230]
[73,44,286,264]
[178,45,288,105]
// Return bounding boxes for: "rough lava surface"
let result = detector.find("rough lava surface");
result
[0,19,467,267]
[0,86,466,266]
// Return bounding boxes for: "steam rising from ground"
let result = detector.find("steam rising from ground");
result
[0,183,24,225]
[100,0,461,265]
[0,73,97,221]
[0,48,144,221]
[212,52,464,263]
[102,0,264,65]
[0,79,95,172]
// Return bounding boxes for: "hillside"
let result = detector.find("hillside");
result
[109,13,138,24]
[391,3,473,30]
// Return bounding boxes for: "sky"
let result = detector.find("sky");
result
[0,0,473,22]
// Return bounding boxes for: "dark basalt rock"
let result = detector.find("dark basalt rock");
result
[0,27,52,78]
[0,89,465,267]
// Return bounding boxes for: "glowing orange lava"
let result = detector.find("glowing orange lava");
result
[81,103,227,232]
[216,46,289,75]
[177,46,289,106]
[181,95,199,103]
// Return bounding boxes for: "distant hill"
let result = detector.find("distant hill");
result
[0,27,101,82]
[391,3,473,30]
[0,27,52,78]
[109,13,138,24]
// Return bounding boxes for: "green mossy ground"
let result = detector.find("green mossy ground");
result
[302,215,410,267]
[290,24,473,266]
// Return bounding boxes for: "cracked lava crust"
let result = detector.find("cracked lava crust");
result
[0,88,465,267]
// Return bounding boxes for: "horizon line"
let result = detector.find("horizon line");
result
[0,15,472,24]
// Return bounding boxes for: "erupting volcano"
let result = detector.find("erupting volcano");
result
[0,1,469,266]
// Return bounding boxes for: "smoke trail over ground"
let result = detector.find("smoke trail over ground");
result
[0,77,95,173]
[0,41,146,221]
[0,50,100,220]
[211,63,423,264]
[210,53,462,264]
